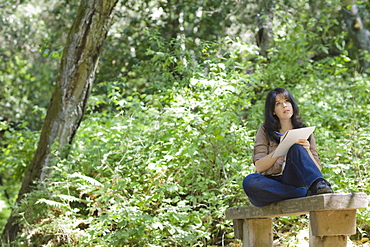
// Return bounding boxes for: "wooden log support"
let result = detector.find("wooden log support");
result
[226,193,368,246]
[232,219,244,239]
[309,209,356,247]
[242,218,272,247]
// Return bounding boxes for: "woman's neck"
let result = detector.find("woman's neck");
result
[279,120,293,134]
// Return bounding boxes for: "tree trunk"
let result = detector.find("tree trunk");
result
[255,0,274,58]
[2,0,118,242]
[342,3,370,75]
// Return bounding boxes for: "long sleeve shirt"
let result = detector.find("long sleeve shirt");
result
[252,124,321,175]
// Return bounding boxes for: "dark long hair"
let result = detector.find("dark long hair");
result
[263,87,305,143]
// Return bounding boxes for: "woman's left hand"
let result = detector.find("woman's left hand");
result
[296,139,310,150]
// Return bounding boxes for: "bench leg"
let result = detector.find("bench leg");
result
[309,209,357,247]
[233,219,244,240]
[242,218,272,247]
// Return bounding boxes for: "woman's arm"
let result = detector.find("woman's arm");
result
[255,151,280,173]
[253,125,283,173]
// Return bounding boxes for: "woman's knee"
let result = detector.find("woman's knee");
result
[243,173,263,192]
[287,144,309,160]
[289,143,305,153]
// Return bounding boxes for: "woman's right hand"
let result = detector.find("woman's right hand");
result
[296,139,310,150]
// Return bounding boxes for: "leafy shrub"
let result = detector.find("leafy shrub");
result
[10,52,259,244]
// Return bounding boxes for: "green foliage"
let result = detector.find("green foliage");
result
[0,0,68,130]
[96,0,247,85]
[0,122,38,231]
[2,0,370,246]
[14,71,256,245]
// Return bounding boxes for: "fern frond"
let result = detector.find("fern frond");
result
[57,194,81,202]
[68,172,103,187]
[36,199,69,209]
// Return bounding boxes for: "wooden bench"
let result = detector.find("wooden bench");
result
[226,193,368,247]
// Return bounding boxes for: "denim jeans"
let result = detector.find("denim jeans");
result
[243,144,323,207]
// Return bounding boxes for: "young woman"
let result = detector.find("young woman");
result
[243,87,333,207]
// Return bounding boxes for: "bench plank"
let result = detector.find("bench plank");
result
[226,193,368,220]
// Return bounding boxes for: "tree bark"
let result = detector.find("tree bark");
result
[2,0,118,242]
[342,3,370,75]
[255,0,274,58]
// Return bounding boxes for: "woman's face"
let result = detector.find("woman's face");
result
[274,94,293,121]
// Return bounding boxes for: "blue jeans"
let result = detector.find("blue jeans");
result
[243,144,323,207]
